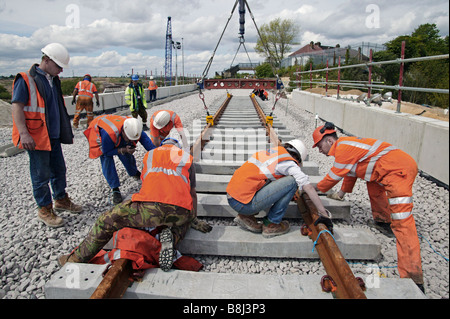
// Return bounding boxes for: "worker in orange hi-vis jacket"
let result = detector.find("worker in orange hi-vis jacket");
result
[71,74,100,128]
[312,122,424,293]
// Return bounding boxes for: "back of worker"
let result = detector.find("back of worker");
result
[132,142,193,211]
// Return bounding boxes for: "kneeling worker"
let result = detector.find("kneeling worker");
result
[59,138,209,271]
[149,110,186,147]
[227,140,332,238]
[84,115,155,204]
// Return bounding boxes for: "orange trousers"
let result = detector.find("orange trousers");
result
[366,150,423,284]
[73,96,94,127]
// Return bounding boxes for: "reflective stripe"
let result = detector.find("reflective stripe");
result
[338,140,372,150]
[249,153,292,181]
[334,161,354,170]
[389,197,413,205]
[23,73,44,114]
[100,118,121,142]
[363,146,397,181]
[391,212,412,220]
[328,170,343,182]
[143,146,190,183]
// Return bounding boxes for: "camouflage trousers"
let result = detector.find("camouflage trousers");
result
[73,200,195,262]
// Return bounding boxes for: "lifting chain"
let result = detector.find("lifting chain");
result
[198,89,214,126]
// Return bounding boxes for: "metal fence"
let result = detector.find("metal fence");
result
[292,41,449,113]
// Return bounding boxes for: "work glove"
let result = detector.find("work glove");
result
[314,216,334,234]
[327,192,344,201]
[191,217,213,233]
[71,98,76,105]
[96,100,100,107]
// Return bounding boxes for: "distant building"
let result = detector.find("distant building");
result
[281,41,386,68]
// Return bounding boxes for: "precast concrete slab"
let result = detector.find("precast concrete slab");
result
[123,270,426,299]
[196,193,350,219]
[178,225,381,260]
[0,143,26,158]
[195,173,324,193]
[45,266,425,299]
[194,160,319,175]
[45,263,109,299]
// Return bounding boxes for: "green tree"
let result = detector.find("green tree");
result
[373,23,449,108]
[254,18,300,68]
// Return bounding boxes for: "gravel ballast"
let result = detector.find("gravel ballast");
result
[0,89,448,299]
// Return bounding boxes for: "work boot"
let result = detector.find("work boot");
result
[112,187,123,204]
[54,194,83,214]
[262,220,290,238]
[37,204,64,228]
[234,214,262,233]
[58,253,83,267]
[159,228,174,272]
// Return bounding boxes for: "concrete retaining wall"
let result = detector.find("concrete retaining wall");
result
[63,84,197,117]
[291,90,449,186]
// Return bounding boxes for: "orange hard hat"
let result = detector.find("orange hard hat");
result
[313,122,336,148]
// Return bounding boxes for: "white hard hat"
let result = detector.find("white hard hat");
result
[285,139,308,164]
[153,111,171,130]
[123,118,143,141]
[41,43,70,69]
[150,76,154,80]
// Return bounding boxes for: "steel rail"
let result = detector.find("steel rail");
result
[297,194,367,299]
[190,93,233,161]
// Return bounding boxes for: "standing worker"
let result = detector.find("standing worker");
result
[58,137,212,272]
[125,74,148,130]
[84,115,155,204]
[71,74,100,129]
[11,43,82,228]
[148,76,158,102]
[226,140,332,238]
[312,122,424,292]
[149,109,187,148]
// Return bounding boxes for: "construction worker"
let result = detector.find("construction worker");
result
[125,74,148,130]
[148,76,158,102]
[149,110,187,148]
[71,74,100,128]
[226,140,332,238]
[312,122,424,291]
[11,43,82,228]
[84,115,155,204]
[58,137,212,272]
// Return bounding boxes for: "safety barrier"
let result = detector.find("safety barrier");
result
[63,84,197,117]
[291,89,449,186]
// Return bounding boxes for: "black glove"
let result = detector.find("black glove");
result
[314,216,334,233]
[96,100,100,107]
[191,217,213,233]
[71,98,76,105]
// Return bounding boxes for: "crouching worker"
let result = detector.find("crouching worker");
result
[58,138,211,271]
[312,122,424,291]
[84,115,155,204]
[226,140,332,238]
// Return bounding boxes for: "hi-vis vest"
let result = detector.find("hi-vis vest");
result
[84,114,128,159]
[317,136,398,193]
[11,71,51,151]
[76,80,95,98]
[132,144,193,210]
[148,80,158,90]
[226,147,298,204]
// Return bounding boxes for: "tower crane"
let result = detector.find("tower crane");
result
[164,17,173,86]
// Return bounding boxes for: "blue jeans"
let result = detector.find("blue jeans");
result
[227,176,298,224]
[28,139,67,208]
[100,153,138,189]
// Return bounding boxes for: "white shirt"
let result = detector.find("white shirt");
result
[275,161,310,191]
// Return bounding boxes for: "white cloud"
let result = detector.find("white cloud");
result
[0,0,448,77]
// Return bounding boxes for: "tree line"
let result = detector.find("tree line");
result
[253,21,448,109]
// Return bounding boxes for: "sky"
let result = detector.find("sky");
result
[0,0,448,78]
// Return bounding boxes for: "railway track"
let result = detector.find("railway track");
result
[45,92,426,299]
